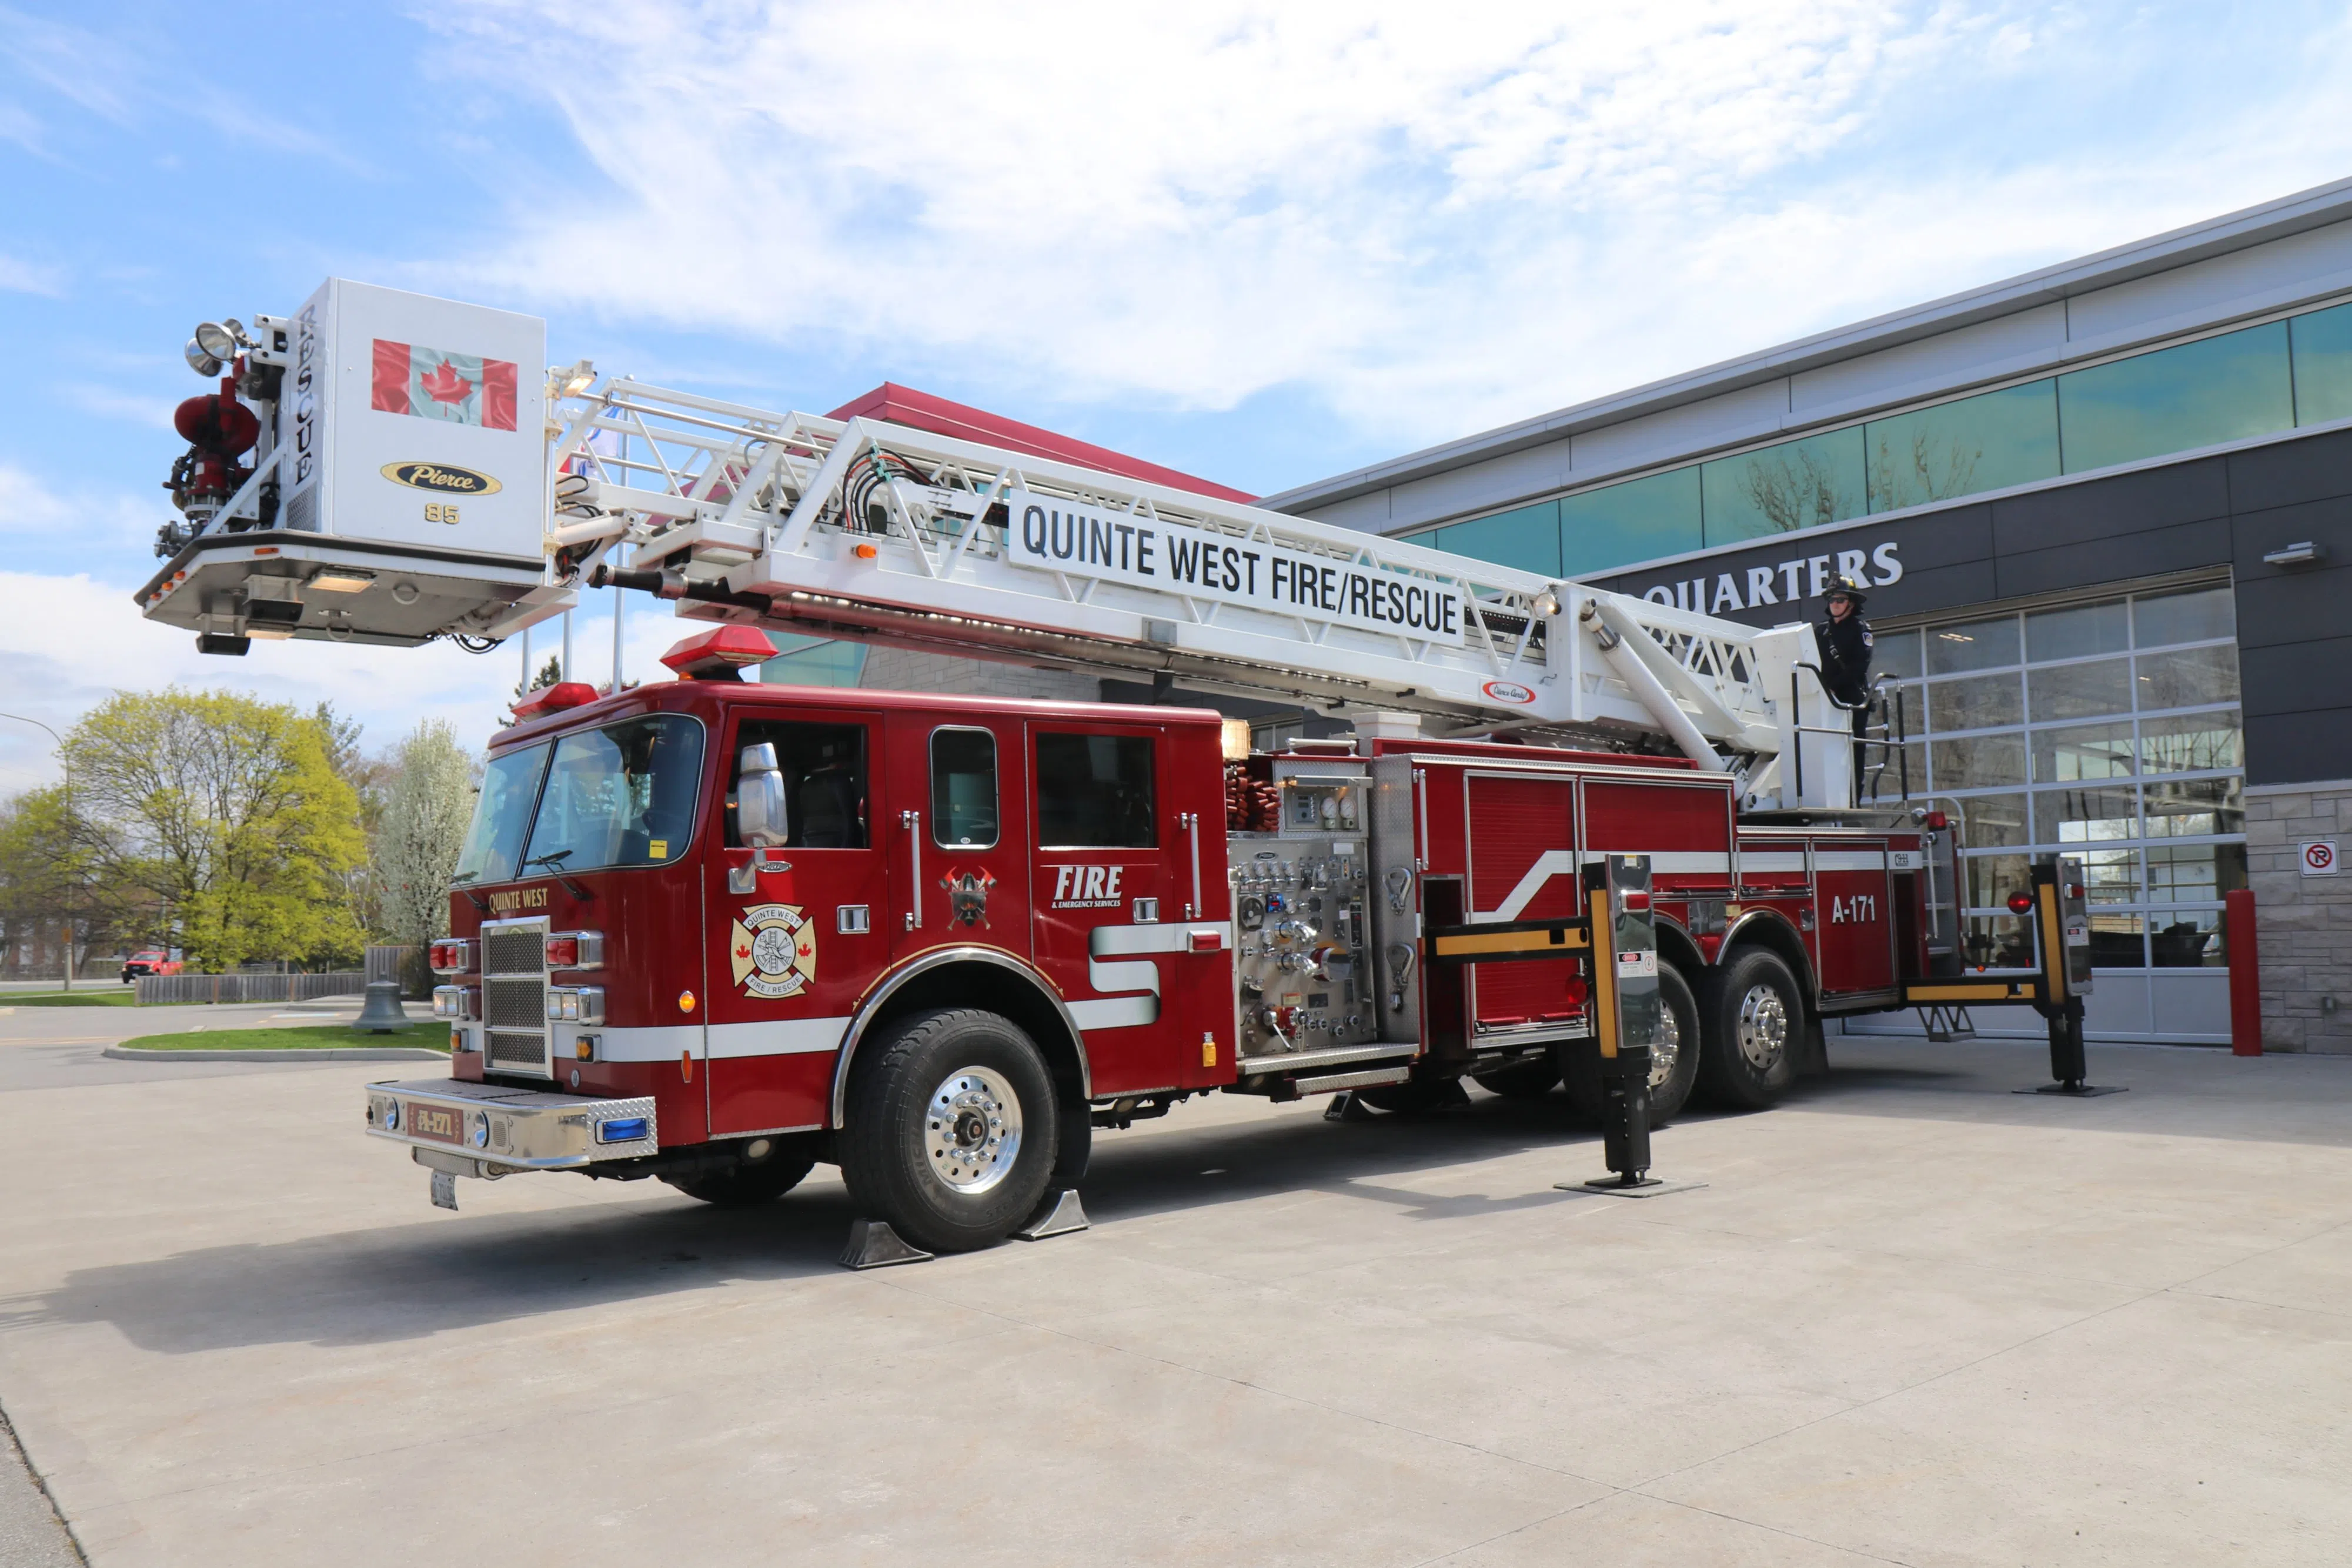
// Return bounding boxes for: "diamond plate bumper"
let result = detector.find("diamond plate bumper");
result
[363,1077,657,1171]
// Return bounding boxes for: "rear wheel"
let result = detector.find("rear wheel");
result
[1697,947,1803,1109]
[839,1008,1058,1253]
[1471,1057,1562,1101]
[1562,961,1702,1122]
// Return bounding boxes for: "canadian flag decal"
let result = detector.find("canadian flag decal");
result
[371,339,518,430]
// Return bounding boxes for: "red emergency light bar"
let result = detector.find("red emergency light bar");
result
[661,625,777,681]
[513,681,600,720]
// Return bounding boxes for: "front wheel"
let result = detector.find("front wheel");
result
[662,1146,818,1207]
[1697,947,1803,1110]
[839,1008,1058,1254]
[1562,961,1702,1123]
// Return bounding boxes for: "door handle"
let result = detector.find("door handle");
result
[901,808,923,930]
[1181,810,1200,920]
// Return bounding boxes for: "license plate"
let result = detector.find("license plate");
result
[407,1102,465,1144]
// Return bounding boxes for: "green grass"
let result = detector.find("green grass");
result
[2,989,141,1007]
[115,1022,450,1052]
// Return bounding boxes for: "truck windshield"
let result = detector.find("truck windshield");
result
[453,742,550,885]
[522,715,706,872]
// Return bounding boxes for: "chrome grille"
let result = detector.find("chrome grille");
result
[483,924,547,977]
[485,977,546,1031]
[487,1031,546,1068]
[479,915,550,1078]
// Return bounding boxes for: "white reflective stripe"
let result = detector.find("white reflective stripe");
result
[1814,851,1888,872]
[1473,850,1734,922]
[596,1018,848,1062]
[1070,995,1157,1030]
[596,1025,702,1062]
[1476,850,1579,922]
[1742,853,1808,873]
[1073,921,1231,1031]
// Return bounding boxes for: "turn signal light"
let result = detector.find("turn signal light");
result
[2006,892,2036,915]
[427,938,472,975]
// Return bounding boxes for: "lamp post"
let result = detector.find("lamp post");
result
[0,711,74,992]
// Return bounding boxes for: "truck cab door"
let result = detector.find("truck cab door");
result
[704,707,888,1136]
[1028,721,1226,1098]
[884,714,1031,966]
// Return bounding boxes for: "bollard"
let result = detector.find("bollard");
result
[2226,888,2261,1057]
[352,981,409,1034]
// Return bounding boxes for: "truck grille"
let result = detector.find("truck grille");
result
[487,1031,546,1067]
[479,915,550,1078]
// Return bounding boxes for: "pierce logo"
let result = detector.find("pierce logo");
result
[382,462,502,496]
[1481,680,1537,706]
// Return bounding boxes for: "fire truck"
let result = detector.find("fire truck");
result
[137,280,2099,1262]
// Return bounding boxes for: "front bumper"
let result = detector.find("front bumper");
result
[363,1078,657,1174]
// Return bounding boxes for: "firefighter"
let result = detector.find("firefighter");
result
[1818,576,1875,785]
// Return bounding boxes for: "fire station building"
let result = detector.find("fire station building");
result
[1265,179,2352,1054]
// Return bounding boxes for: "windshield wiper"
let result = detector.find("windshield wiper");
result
[520,849,593,900]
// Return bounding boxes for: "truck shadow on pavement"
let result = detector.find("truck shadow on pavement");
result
[5,1095,1635,1355]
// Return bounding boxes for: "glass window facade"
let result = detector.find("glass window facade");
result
[1414,296,2352,581]
[2056,322,2293,474]
[1558,467,1702,576]
[1877,586,2243,971]
[1698,427,1866,544]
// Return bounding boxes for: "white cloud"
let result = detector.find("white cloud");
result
[416,0,2352,453]
[0,463,156,554]
[0,252,61,296]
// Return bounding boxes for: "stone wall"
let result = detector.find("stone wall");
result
[857,649,1097,704]
[2246,779,2352,1054]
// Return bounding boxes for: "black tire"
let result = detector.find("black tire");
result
[1358,1076,1470,1113]
[1471,1057,1563,1101]
[1561,962,1703,1123]
[838,1008,1058,1254]
[1049,1095,1092,1190]
[1696,947,1803,1110]
[662,1148,818,1207]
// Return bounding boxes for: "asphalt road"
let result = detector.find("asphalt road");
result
[2,1001,2348,1566]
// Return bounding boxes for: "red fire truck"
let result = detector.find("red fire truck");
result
[139,282,2096,1261]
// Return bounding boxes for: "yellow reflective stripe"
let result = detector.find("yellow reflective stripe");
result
[1430,927,1588,958]
[1905,982,2040,1003]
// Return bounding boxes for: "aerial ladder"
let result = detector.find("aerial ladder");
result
[140,279,1859,810]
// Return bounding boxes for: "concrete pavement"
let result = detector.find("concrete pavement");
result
[0,1003,2347,1566]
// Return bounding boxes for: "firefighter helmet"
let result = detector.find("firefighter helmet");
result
[1824,574,1868,607]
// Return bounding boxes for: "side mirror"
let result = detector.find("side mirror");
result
[736,742,789,848]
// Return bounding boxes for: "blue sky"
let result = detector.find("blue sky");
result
[5,0,2352,790]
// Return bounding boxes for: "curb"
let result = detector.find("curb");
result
[103,1045,449,1062]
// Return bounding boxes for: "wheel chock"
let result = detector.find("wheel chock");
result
[1014,1188,1090,1241]
[429,1169,458,1211]
[1322,1091,1377,1122]
[841,1219,933,1269]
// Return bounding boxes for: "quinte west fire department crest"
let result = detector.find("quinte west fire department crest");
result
[729,904,817,998]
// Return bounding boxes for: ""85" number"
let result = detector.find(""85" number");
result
[425,502,462,524]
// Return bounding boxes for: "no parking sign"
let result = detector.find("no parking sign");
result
[2303,841,2338,876]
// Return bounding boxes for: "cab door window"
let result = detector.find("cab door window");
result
[931,727,999,848]
[1035,733,1156,847]
[729,720,868,848]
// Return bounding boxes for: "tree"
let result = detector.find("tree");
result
[62,689,366,971]
[0,785,114,978]
[372,719,478,948]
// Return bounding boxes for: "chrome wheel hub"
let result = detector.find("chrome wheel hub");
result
[1649,1000,1682,1091]
[1735,984,1789,1070]
[924,1065,1023,1194]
